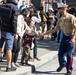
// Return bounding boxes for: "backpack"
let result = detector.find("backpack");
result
[0,4,12,25]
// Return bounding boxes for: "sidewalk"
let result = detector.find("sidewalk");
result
[0,39,60,75]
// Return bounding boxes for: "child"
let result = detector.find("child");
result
[21,20,36,65]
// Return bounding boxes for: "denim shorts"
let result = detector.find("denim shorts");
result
[0,31,14,50]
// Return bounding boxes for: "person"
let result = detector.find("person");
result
[1,0,6,61]
[21,20,37,65]
[11,8,31,68]
[19,0,29,11]
[31,10,41,61]
[12,8,32,66]
[41,3,76,75]
[0,0,19,72]
[39,6,48,39]
[46,8,57,40]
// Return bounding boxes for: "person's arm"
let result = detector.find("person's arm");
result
[31,16,41,23]
[17,15,23,34]
[43,25,60,35]
[12,6,19,34]
[41,20,60,36]
[71,17,76,44]
[71,27,76,45]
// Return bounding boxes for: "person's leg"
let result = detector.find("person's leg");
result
[12,39,17,62]
[56,39,67,72]
[14,38,21,67]
[6,50,12,67]
[25,48,30,64]
[66,42,73,74]
[64,35,73,75]
[14,39,20,63]
[33,39,40,61]
[21,47,25,64]
[3,45,6,57]
[58,42,67,67]
[33,39,37,58]
[4,32,15,72]
[12,39,18,68]
[0,36,5,61]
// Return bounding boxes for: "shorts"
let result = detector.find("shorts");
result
[0,31,14,50]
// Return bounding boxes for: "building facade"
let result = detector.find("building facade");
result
[66,0,76,8]
[24,0,76,10]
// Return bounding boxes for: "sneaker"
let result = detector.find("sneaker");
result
[25,63,31,66]
[11,62,17,68]
[15,63,21,67]
[11,67,17,71]
[20,62,25,66]
[34,57,41,61]
[65,71,72,75]
[6,67,16,72]
[56,66,64,72]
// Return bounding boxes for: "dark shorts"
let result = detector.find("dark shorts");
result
[0,31,14,50]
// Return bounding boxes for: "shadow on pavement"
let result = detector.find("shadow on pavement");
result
[31,65,65,75]
[37,39,59,51]
[33,71,65,75]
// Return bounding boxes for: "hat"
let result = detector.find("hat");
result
[49,8,54,11]
[26,30,37,36]
[57,3,68,8]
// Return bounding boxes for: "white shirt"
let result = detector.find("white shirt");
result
[17,15,31,37]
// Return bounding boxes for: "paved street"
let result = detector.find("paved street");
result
[0,38,76,75]
[31,56,76,75]
[21,54,76,75]
[0,39,59,75]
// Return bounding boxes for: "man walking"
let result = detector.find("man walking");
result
[0,0,19,72]
[41,3,76,75]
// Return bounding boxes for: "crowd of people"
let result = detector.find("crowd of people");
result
[0,0,76,75]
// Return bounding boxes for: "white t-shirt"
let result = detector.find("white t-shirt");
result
[17,15,31,37]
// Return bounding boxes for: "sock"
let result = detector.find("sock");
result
[7,66,11,68]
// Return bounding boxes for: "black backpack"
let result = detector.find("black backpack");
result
[0,4,12,25]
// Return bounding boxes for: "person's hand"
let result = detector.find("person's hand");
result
[71,38,76,45]
[37,10,40,14]
[14,34,18,40]
[34,35,41,38]
[40,32,45,37]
